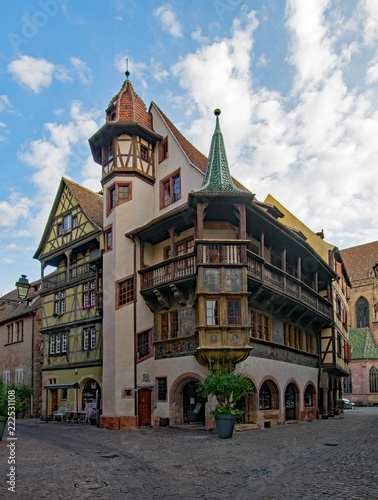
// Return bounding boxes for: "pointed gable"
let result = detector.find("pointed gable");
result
[107,79,153,131]
[34,178,103,260]
[195,109,250,195]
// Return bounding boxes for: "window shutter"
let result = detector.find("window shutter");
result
[346,286,351,299]
[336,262,342,278]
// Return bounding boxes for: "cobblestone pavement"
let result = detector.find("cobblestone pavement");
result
[1,408,377,499]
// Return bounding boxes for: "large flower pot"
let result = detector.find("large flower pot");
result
[0,418,7,442]
[215,414,236,439]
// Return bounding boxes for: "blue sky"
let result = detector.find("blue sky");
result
[1,0,378,295]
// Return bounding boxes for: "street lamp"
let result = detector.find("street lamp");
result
[0,275,31,307]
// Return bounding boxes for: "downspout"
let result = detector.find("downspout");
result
[31,312,35,416]
[127,235,138,421]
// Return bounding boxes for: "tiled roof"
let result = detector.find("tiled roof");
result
[349,328,378,359]
[0,279,41,324]
[153,104,247,192]
[195,111,248,195]
[107,79,153,131]
[63,178,103,229]
[340,241,378,283]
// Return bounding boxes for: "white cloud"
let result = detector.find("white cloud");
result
[153,4,183,38]
[70,57,92,84]
[8,55,55,93]
[113,54,169,88]
[360,0,378,46]
[191,29,209,44]
[170,4,378,250]
[7,55,93,93]
[0,191,33,228]
[366,52,378,84]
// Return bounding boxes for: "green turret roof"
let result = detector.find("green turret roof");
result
[195,109,247,195]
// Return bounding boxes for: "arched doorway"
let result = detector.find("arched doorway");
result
[285,383,297,421]
[183,381,206,424]
[236,379,257,423]
[82,379,101,410]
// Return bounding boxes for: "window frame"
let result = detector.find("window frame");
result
[251,309,271,341]
[159,311,179,340]
[206,299,219,326]
[140,145,149,161]
[228,299,241,326]
[159,138,168,162]
[54,291,66,315]
[116,275,135,309]
[107,182,132,215]
[104,139,114,164]
[159,169,181,209]
[49,332,68,356]
[137,329,153,361]
[104,224,113,252]
[157,377,168,401]
[63,214,72,234]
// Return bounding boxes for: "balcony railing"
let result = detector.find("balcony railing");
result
[141,255,196,290]
[200,242,242,264]
[43,263,95,291]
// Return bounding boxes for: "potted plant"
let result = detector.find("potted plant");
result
[197,362,253,439]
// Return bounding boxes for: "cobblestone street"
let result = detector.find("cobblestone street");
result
[1,408,377,499]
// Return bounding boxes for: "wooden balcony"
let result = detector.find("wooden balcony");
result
[140,254,196,290]
[42,263,96,291]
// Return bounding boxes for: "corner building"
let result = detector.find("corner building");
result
[89,77,341,430]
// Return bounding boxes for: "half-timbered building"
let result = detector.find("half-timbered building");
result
[34,178,103,417]
[87,75,344,430]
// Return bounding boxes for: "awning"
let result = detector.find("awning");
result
[44,383,80,389]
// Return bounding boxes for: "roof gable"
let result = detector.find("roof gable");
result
[34,178,103,260]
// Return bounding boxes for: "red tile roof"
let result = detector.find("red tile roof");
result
[153,103,247,191]
[340,241,378,283]
[63,178,103,229]
[107,80,153,131]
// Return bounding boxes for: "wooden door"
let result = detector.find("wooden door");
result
[138,390,151,426]
[51,390,58,414]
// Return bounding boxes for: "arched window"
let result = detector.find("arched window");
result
[369,366,378,393]
[304,385,315,407]
[356,297,369,328]
[259,382,272,410]
[343,371,353,394]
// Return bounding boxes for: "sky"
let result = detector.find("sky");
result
[0,0,378,295]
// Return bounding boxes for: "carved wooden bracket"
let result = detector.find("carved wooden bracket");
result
[153,289,169,309]
[169,284,186,305]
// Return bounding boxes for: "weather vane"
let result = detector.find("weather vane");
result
[125,58,130,80]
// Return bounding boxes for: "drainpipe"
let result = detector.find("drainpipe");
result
[126,235,138,421]
[31,312,35,416]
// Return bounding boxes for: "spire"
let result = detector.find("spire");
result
[195,109,246,195]
[125,58,130,80]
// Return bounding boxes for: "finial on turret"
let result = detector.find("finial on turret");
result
[125,58,130,80]
[214,108,221,116]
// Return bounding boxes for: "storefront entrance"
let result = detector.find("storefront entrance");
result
[285,383,297,421]
[82,379,101,410]
[138,389,151,426]
[183,381,206,424]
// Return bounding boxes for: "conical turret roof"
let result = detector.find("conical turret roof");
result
[195,109,246,195]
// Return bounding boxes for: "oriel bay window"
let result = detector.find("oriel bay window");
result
[160,311,179,340]
[206,300,219,326]
[228,300,241,325]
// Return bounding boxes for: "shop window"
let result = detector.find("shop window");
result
[259,382,272,410]
[116,276,134,308]
[206,300,219,326]
[160,170,180,208]
[304,385,314,407]
[157,377,167,401]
